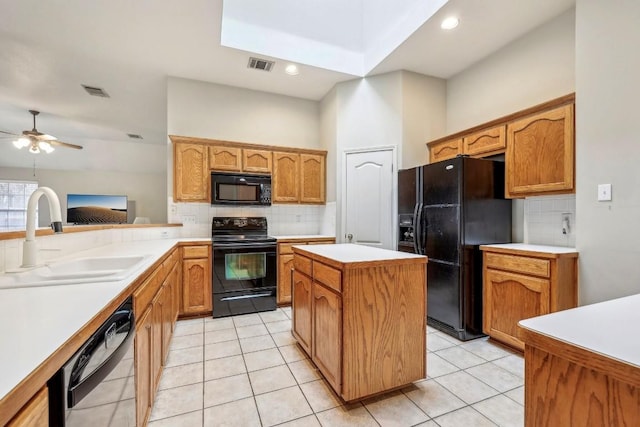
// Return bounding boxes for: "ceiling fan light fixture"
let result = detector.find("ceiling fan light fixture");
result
[39,141,54,153]
[13,137,30,149]
[28,144,40,154]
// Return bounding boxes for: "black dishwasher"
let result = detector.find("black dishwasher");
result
[48,297,136,426]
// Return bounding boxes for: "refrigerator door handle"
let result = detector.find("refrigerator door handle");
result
[420,207,428,255]
[413,203,421,254]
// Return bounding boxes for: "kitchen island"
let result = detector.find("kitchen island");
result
[291,243,427,402]
[519,294,640,426]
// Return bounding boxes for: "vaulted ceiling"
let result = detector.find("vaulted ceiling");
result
[0,0,574,172]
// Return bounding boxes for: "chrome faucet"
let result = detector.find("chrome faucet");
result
[22,187,63,267]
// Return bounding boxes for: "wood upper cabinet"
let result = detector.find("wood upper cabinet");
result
[209,146,241,172]
[506,104,575,198]
[311,282,342,392]
[300,153,326,203]
[481,247,578,351]
[273,151,300,203]
[7,386,48,427]
[429,138,462,163]
[174,142,209,202]
[292,269,312,354]
[181,245,212,316]
[463,125,506,157]
[243,149,272,173]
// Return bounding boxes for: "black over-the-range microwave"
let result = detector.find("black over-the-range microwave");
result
[211,172,272,206]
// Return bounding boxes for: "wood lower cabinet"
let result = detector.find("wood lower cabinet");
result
[277,238,335,305]
[292,245,426,401]
[7,386,48,427]
[181,244,212,316]
[134,248,180,427]
[506,103,574,198]
[481,246,578,351]
[174,142,209,202]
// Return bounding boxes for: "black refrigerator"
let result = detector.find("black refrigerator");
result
[398,156,511,341]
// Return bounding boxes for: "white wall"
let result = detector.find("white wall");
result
[445,8,575,244]
[320,87,338,202]
[0,167,167,225]
[401,71,446,169]
[166,77,325,233]
[575,0,640,304]
[446,7,576,133]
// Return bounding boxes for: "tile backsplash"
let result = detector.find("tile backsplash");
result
[524,194,576,247]
[168,199,337,237]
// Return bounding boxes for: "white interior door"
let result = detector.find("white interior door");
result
[342,147,396,249]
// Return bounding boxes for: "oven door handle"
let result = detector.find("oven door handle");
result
[212,243,277,251]
[67,309,134,408]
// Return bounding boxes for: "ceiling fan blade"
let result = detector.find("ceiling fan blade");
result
[33,133,57,141]
[48,139,83,150]
[0,130,20,137]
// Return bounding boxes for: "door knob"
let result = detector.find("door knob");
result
[346,233,353,242]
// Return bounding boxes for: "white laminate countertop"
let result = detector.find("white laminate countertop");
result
[0,238,207,401]
[273,235,335,240]
[519,293,640,368]
[293,243,426,264]
[481,243,577,254]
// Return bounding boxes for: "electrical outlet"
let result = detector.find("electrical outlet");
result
[182,215,196,225]
[160,231,169,239]
[561,213,572,235]
[295,214,302,223]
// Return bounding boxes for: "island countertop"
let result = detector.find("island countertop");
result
[292,243,427,269]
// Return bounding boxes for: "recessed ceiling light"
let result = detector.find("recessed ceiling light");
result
[285,64,299,76]
[441,16,459,30]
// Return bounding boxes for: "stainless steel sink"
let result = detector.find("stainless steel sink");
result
[0,255,150,289]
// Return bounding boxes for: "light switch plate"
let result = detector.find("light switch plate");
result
[598,184,612,201]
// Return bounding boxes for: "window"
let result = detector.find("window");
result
[0,180,38,230]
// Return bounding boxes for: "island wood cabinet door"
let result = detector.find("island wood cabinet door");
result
[7,386,48,427]
[291,270,312,354]
[209,145,242,172]
[463,125,506,157]
[181,245,212,316]
[174,143,209,202]
[312,283,342,393]
[300,153,326,203]
[273,151,300,203]
[506,104,574,198]
[483,269,550,350]
[243,148,272,173]
[429,138,462,163]
[135,307,153,427]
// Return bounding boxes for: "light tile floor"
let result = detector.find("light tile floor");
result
[149,308,524,427]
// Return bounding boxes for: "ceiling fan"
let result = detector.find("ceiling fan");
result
[0,110,83,154]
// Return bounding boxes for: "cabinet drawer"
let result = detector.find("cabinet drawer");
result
[279,243,306,255]
[313,262,342,293]
[183,245,209,259]
[294,255,312,277]
[485,252,550,278]
[134,268,162,315]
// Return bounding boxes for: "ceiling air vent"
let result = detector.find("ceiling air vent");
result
[248,57,275,72]
[82,84,110,98]
[127,133,143,140]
